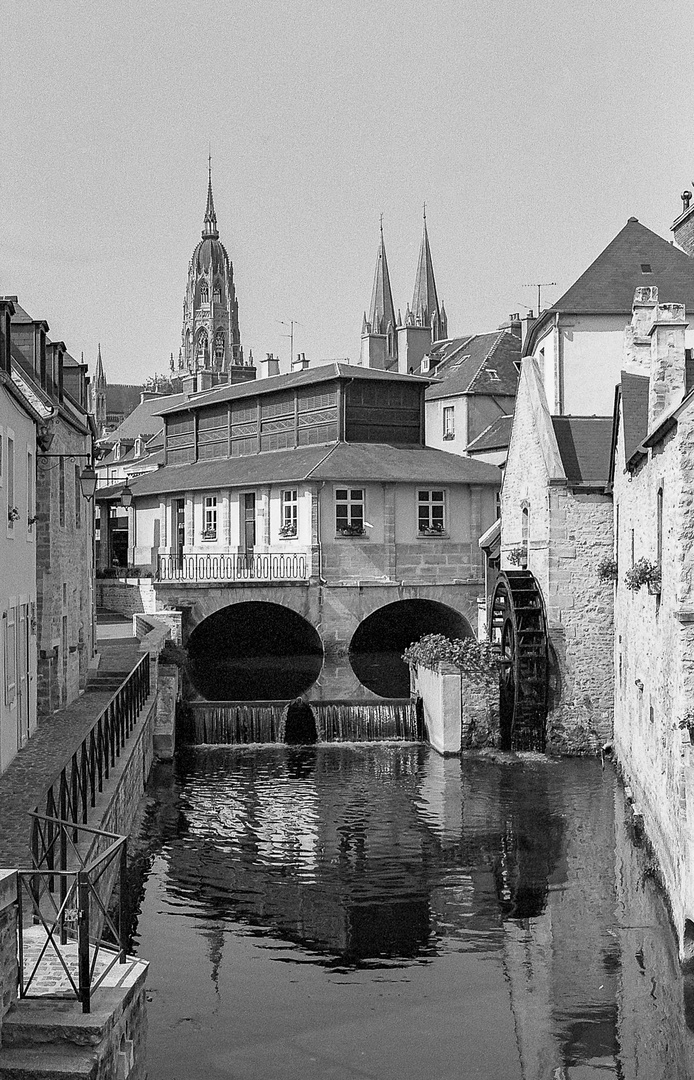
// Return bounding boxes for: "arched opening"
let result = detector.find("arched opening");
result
[187,602,323,700]
[349,599,472,698]
[284,699,318,745]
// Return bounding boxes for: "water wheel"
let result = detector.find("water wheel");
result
[489,570,548,751]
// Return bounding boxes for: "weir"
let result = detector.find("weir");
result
[180,699,421,745]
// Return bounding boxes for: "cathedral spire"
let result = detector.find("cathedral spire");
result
[202,156,219,240]
[411,206,440,330]
[367,217,396,336]
[95,343,105,386]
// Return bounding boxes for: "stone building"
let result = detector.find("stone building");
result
[116,361,500,702]
[484,354,614,752]
[610,287,694,955]
[360,214,448,374]
[0,299,39,773]
[523,216,694,415]
[7,297,96,718]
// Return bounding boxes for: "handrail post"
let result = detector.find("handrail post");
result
[119,840,127,964]
[77,871,91,1013]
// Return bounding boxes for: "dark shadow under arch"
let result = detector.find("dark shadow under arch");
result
[349,599,473,698]
[187,601,323,700]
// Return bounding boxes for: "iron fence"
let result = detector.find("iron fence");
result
[157,551,309,583]
[34,652,150,833]
[18,816,128,1013]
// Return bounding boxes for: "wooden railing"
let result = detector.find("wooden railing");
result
[157,551,309,584]
[33,652,150,831]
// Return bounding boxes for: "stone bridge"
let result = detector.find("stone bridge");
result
[154,578,482,701]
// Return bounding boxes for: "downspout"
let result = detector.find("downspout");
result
[304,443,337,586]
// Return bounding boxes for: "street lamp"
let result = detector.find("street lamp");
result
[78,463,98,501]
[120,483,133,509]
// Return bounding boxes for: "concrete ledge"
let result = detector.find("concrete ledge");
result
[0,873,17,914]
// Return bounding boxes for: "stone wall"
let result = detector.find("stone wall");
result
[412,663,499,754]
[613,401,694,953]
[96,579,157,616]
[0,872,17,1035]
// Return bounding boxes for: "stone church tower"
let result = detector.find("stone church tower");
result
[91,343,107,435]
[360,210,448,373]
[174,166,248,379]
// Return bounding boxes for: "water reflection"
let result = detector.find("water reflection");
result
[129,747,694,1080]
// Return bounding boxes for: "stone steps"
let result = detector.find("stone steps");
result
[0,1045,98,1079]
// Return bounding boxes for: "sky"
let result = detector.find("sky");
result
[4,0,694,386]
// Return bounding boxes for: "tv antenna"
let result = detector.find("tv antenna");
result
[523,282,556,315]
[278,319,303,367]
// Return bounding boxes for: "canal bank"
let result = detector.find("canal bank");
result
[0,613,167,1080]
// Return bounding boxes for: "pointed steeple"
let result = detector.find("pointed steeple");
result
[202,156,219,240]
[367,219,396,336]
[95,343,105,386]
[411,206,443,338]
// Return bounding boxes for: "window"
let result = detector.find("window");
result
[443,406,455,440]
[200,282,209,304]
[657,485,664,567]
[418,490,445,534]
[59,457,65,527]
[335,488,364,535]
[7,435,14,530]
[214,331,224,361]
[280,489,298,537]
[641,263,652,274]
[74,464,81,528]
[522,504,530,560]
[202,496,217,539]
[213,287,221,303]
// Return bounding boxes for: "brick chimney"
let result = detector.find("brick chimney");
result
[260,353,280,378]
[624,287,658,373]
[648,300,688,428]
[291,353,309,372]
[520,310,535,351]
[671,189,694,255]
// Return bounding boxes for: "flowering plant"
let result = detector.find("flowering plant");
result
[7,507,19,523]
[279,522,297,538]
[596,556,618,583]
[508,546,527,566]
[403,633,500,679]
[624,558,661,593]
[337,523,365,537]
[419,522,445,536]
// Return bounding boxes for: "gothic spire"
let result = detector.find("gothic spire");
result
[411,206,441,335]
[95,343,105,386]
[202,156,219,240]
[367,219,396,335]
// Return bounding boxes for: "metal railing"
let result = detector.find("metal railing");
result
[157,551,309,583]
[18,816,128,1013]
[34,652,150,831]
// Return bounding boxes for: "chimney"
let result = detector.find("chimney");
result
[198,370,214,392]
[508,313,522,338]
[672,189,694,256]
[520,310,535,351]
[181,373,196,398]
[260,353,280,378]
[291,353,309,372]
[649,299,688,428]
[624,287,658,373]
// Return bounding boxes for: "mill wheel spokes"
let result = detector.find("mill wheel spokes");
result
[489,570,548,752]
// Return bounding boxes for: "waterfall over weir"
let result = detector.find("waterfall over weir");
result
[180,699,422,745]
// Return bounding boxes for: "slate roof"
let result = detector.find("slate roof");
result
[103,394,184,441]
[126,442,501,498]
[466,414,514,453]
[551,416,613,484]
[620,373,649,463]
[424,331,519,400]
[158,363,432,416]
[105,385,144,419]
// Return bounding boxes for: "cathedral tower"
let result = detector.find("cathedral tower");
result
[397,209,448,373]
[92,343,106,435]
[360,221,397,369]
[176,165,248,379]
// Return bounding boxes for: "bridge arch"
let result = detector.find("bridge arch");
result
[349,599,473,698]
[186,601,323,701]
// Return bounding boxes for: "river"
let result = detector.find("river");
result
[126,744,694,1079]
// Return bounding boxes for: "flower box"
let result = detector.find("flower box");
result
[200,529,217,541]
[337,524,365,537]
[419,524,445,537]
[279,525,297,538]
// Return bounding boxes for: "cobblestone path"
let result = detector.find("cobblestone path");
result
[0,614,142,870]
